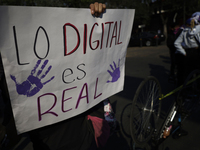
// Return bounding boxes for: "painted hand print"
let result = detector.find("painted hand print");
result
[10,59,55,97]
[107,59,120,83]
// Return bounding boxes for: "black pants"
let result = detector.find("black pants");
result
[169,47,176,76]
[176,48,200,86]
[28,102,105,150]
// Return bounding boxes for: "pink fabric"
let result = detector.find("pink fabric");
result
[174,27,180,35]
[87,115,110,148]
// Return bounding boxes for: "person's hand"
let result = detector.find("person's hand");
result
[90,2,106,17]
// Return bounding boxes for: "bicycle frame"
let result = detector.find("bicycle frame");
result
[151,101,178,146]
[152,71,200,146]
[131,70,200,149]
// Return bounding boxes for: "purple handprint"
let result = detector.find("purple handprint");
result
[107,59,120,83]
[10,59,55,97]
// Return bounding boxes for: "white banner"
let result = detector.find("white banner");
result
[0,6,135,134]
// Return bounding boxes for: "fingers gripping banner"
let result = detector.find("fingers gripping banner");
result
[0,6,135,134]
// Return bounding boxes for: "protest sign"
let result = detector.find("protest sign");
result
[0,6,135,134]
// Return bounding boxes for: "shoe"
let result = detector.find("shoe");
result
[172,127,188,139]
[168,75,175,83]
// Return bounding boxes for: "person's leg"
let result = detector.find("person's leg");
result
[197,50,200,70]
[172,113,188,139]
[185,49,196,76]
[28,131,50,150]
[176,53,186,87]
[169,48,176,77]
[192,49,200,70]
[173,50,193,139]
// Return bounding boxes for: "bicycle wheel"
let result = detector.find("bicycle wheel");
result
[130,76,162,146]
[177,69,200,116]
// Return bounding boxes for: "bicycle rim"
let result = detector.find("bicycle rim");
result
[130,76,161,146]
[178,69,200,117]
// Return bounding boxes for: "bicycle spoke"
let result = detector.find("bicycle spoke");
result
[130,76,161,145]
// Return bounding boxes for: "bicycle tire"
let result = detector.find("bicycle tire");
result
[177,69,200,117]
[130,76,162,146]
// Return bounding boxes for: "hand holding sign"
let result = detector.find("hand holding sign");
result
[107,59,120,83]
[90,2,106,17]
[10,60,55,97]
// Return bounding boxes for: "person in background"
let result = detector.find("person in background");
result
[167,22,180,82]
[173,12,200,139]
[174,13,200,86]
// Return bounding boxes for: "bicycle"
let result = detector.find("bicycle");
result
[130,69,200,149]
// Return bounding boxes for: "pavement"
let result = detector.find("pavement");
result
[3,43,200,150]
